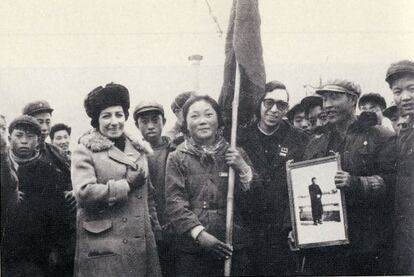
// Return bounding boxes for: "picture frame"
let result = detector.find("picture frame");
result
[286,154,349,249]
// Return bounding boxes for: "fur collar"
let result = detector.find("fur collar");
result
[79,129,153,155]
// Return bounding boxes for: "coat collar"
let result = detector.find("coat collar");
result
[107,139,139,169]
[79,129,153,155]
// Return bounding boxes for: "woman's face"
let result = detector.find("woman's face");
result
[98,105,125,139]
[186,100,218,145]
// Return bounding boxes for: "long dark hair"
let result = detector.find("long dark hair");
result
[181,95,224,135]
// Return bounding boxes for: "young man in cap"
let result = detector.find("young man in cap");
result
[286,103,310,132]
[165,91,196,146]
[301,95,328,135]
[133,100,176,277]
[238,80,309,275]
[50,123,72,156]
[23,100,75,204]
[385,59,414,275]
[2,115,74,276]
[22,101,76,275]
[383,103,400,133]
[302,79,396,275]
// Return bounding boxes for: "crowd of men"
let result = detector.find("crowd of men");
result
[1,59,413,276]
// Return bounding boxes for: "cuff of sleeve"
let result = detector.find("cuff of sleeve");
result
[239,166,253,191]
[190,225,205,240]
[108,179,130,206]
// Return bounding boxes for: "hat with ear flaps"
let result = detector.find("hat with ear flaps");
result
[84,82,130,128]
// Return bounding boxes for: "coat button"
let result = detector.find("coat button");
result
[123,239,128,244]
[122,217,127,222]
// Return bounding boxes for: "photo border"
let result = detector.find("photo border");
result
[286,154,349,249]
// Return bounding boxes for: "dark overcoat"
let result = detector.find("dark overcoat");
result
[393,126,414,275]
[2,142,74,276]
[309,183,323,220]
[238,120,309,275]
[303,122,397,274]
[71,130,161,277]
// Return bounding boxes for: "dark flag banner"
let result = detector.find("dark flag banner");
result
[218,0,266,138]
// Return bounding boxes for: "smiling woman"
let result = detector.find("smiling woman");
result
[71,83,161,277]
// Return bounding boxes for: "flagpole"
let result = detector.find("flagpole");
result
[224,62,240,276]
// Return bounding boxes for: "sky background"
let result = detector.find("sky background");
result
[1,0,413,144]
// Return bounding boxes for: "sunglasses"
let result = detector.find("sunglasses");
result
[262,99,289,111]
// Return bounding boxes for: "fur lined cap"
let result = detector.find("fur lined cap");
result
[84,83,130,128]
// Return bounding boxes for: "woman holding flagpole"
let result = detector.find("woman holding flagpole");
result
[165,95,254,276]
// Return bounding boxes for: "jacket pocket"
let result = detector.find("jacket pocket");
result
[82,220,113,234]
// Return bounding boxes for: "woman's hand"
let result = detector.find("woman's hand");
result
[197,231,233,260]
[225,148,249,174]
[127,167,147,191]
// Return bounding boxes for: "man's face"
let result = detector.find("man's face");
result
[359,102,383,124]
[136,112,164,145]
[32,112,51,141]
[389,113,400,133]
[391,76,414,117]
[321,91,355,124]
[308,105,328,130]
[9,127,39,159]
[259,90,289,130]
[293,112,309,131]
[51,130,70,152]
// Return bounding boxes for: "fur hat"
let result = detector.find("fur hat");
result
[9,115,42,136]
[84,83,130,128]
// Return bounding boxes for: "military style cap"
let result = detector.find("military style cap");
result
[383,104,398,119]
[23,100,54,116]
[9,115,42,136]
[316,79,361,98]
[385,60,414,84]
[301,95,323,110]
[133,100,165,121]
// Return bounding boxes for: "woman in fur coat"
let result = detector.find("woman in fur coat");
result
[71,83,161,277]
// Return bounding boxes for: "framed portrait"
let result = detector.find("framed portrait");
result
[286,154,349,249]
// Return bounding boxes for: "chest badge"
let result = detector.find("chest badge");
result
[219,172,229,177]
[280,147,289,157]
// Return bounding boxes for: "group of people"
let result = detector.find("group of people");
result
[1,59,413,276]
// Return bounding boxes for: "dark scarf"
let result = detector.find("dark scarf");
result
[183,135,228,166]
[110,135,126,151]
[8,148,40,169]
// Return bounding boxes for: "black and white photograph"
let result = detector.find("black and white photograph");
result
[287,155,348,249]
[1,0,414,276]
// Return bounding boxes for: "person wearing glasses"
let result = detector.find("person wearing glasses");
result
[238,80,309,275]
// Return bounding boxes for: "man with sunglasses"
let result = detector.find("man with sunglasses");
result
[302,79,396,275]
[239,80,309,275]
